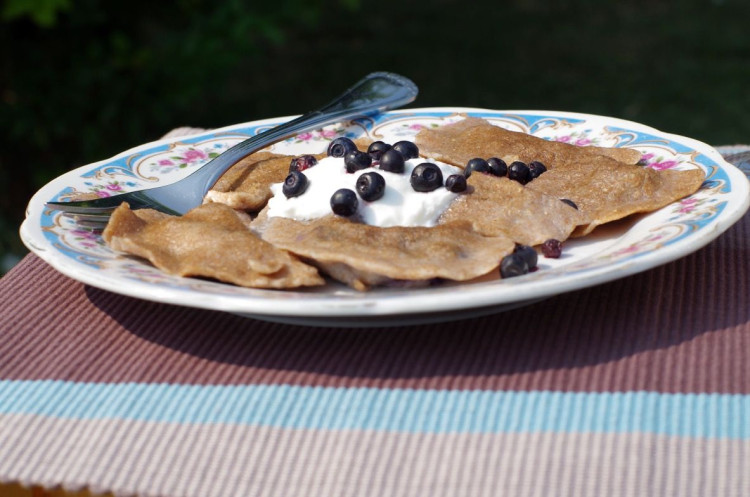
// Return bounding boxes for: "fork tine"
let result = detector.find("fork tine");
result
[55,212,110,231]
[46,201,116,215]
[71,218,108,231]
[45,193,134,213]
[70,212,112,223]
[57,211,111,229]
[46,191,178,216]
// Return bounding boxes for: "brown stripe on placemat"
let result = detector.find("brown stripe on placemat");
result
[1,212,748,394]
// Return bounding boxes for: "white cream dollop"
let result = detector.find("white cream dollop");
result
[266,156,461,227]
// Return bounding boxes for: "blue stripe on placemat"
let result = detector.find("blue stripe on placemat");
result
[0,380,748,439]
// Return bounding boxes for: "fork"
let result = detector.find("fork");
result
[46,72,418,229]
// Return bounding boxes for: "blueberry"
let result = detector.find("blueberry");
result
[560,198,578,210]
[541,239,563,258]
[464,158,490,177]
[344,150,372,173]
[378,148,405,173]
[513,244,538,269]
[392,141,419,159]
[282,171,309,198]
[445,174,467,193]
[367,141,392,160]
[289,154,317,173]
[500,253,530,278]
[528,160,547,179]
[487,157,507,177]
[327,137,358,158]
[330,188,358,216]
[410,163,444,192]
[356,171,386,201]
[508,161,531,184]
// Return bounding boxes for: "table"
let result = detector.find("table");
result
[1,138,748,497]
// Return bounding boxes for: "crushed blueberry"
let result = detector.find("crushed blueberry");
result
[356,171,386,201]
[445,174,467,192]
[330,188,358,216]
[513,244,538,269]
[487,157,508,177]
[560,198,578,210]
[411,163,444,192]
[464,158,490,177]
[541,239,563,258]
[344,150,372,173]
[289,154,318,173]
[367,141,392,161]
[500,253,530,278]
[392,141,419,159]
[378,148,406,173]
[528,160,547,179]
[327,137,358,158]
[282,171,309,198]
[508,161,531,184]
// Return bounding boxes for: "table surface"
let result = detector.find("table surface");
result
[1,141,749,497]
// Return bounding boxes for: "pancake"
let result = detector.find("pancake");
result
[438,174,583,246]
[103,202,324,289]
[526,158,706,235]
[415,116,643,168]
[256,215,515,291]
[416,116,704,236]
[205,143,373,213]
[204,151,321,212]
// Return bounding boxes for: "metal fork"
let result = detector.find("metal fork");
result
[46,72,418,229]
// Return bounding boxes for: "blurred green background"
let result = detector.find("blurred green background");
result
[2,0,749,274]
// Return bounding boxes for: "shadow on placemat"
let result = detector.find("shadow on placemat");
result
[83,211,749,392]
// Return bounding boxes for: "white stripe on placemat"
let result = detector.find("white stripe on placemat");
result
[0,413,746,497]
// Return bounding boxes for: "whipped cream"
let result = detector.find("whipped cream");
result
[266,156,461,227]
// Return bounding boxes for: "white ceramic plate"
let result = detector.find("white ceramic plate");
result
[21,108,750,327]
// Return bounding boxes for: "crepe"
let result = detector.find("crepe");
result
[103,202,324,289]
[204,151,309,212]
[526,158,706,235]
[417,116,705,236]
[438,174,584,246]
[255,215,515,291]
[101,116,705,291]
[204,144,377,212]
[415,116,643,168]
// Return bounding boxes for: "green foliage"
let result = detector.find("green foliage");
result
[1,0,748,274]
[2,0,72,27]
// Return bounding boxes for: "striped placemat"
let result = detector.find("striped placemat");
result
[1,138,748,497]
